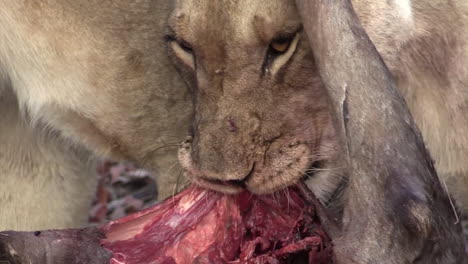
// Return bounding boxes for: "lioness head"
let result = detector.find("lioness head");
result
[170,0,335,194]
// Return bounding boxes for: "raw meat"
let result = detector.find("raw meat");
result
[101,185,332,264]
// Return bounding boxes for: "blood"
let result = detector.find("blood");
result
[100,185,332,264]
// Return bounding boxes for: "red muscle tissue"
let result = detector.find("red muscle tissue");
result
[100,185,333,264]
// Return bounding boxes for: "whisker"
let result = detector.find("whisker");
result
[166,160,181,174]
[306,166,343,173]
[172,168,185,197]
[141,143,181,165]
[273,191,280,205]
[284,186,291,212]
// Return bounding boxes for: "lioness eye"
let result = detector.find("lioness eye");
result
[169,37,195,69]
[265,32,300,75]
[270,37,293,54]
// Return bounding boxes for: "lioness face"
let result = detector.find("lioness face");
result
[170,0,333,194]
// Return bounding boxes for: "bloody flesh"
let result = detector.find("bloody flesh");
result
[101,185,332,264]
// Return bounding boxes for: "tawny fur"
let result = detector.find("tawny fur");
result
[1,0,468,232]
[0,1,191,231]
[171,0,468,212]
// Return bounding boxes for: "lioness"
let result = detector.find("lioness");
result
[170,0,468,260]
[172,0,468,209]
[0,1,191,230]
